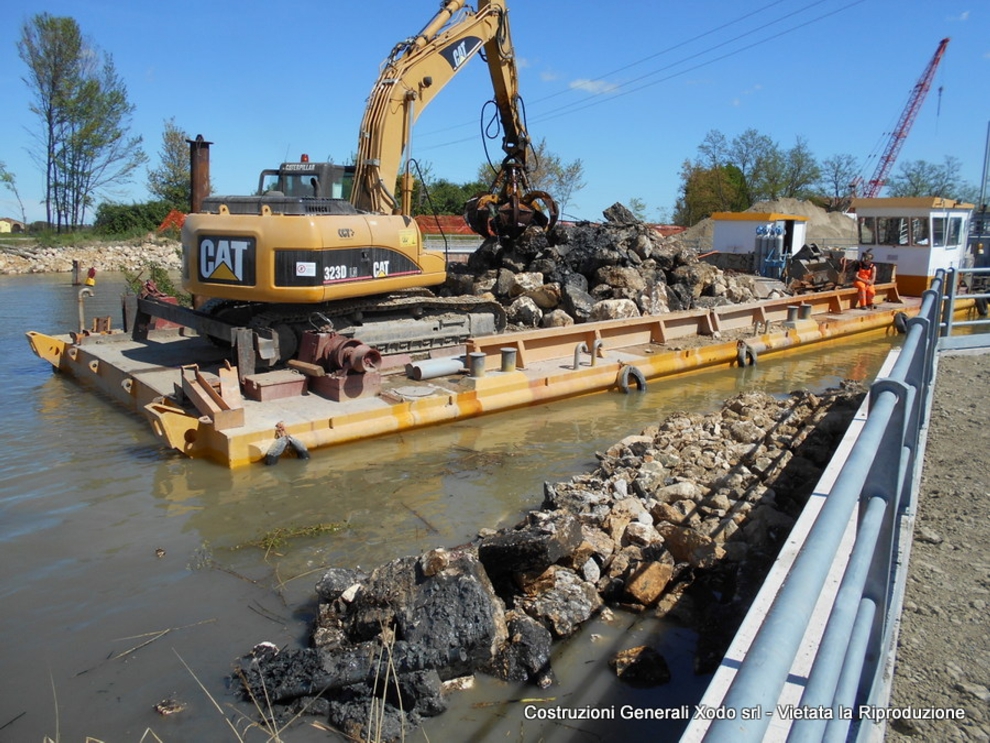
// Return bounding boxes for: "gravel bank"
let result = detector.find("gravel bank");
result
[0,240,182,275]
[888,350,990,741]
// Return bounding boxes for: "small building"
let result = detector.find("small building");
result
[0,217,26,234]
[709,211,809,278]
[850,197,973,296]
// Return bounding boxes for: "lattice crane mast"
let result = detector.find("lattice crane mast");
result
[858,37,950,198]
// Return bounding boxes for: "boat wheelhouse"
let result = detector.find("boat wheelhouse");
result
[851,197,973,296]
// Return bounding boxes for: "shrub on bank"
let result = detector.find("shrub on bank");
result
[94,201,173,237]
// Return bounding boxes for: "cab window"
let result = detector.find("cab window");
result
[858,217,876,244]
[932,217,946,247]
[877,217,909,245]
[947,217,963,247]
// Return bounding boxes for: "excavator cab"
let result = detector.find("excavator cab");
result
[258,158,355,201]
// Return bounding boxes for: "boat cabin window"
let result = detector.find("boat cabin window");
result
[858,217,876,244]
[877,217,910,245]
[948,217,963,247]
[931,217,964,247]
[932,217,945,247]
[860,213,967,249]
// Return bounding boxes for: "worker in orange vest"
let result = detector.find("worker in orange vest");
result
[854,252,877,309]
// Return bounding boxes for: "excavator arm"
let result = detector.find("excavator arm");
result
[352,0,557,238]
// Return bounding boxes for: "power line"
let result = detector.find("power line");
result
[419,0,798,139]
[529,0,795,107]
[530,0,868,126]
[532,0,837,118]
[416,0,866,153]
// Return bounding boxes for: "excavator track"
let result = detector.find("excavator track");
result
[203,292,506,361]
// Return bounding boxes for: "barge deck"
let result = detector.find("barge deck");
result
[26,283,920,468]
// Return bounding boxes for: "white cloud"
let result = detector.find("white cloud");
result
[731,84,762,107]
[569,78,618,95]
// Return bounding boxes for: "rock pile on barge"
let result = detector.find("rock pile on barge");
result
[234,382,866,739]
[446,203,781,328]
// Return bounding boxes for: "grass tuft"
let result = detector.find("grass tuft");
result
[245,523,344,556]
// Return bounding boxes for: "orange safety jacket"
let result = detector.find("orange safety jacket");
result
[855,263,875,283]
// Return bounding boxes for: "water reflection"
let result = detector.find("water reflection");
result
[0,272,901,741]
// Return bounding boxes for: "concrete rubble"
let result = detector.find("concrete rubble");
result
[444,202,786,328]
[233,382,867,740]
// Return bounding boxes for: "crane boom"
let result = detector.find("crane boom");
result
[862,37,949,198]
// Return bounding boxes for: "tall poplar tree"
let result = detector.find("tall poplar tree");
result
[147,118,193,211]
[18,13,146,230]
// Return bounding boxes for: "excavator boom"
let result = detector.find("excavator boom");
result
[353,0,557,236]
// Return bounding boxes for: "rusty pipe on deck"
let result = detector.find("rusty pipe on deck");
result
[324,336,382,374]
[573,342,588,370]
[77,287,94,332]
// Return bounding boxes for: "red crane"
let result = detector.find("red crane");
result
[857,37,950,198]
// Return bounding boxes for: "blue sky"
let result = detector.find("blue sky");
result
[0,0,986,225]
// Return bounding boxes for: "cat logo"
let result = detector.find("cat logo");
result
[441,36,482,71]
[198,237,256,284]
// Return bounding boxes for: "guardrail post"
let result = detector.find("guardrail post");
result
[941,268,955,337]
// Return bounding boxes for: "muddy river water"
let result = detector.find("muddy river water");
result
[0,273,898,742]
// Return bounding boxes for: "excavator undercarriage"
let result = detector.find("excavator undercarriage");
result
[133,289,506,372]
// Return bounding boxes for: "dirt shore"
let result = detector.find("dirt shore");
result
[887,350,990,741]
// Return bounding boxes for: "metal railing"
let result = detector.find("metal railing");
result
[940,267,990,349]
[697,272,947,742]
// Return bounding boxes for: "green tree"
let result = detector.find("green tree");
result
[780,136,822,200]
[414,178,487,216]
[757,145,788,201]
[697,130,737,212]
[18,13,146,230]
[886,156,966,198]
[673,159,747,226]
[147,117,191,210]
[729,128,777,204]
[627,197,648,221]
[679,128,822,213]
[817,153,860,209]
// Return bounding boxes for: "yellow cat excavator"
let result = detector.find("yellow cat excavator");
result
[170,0,557,362]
